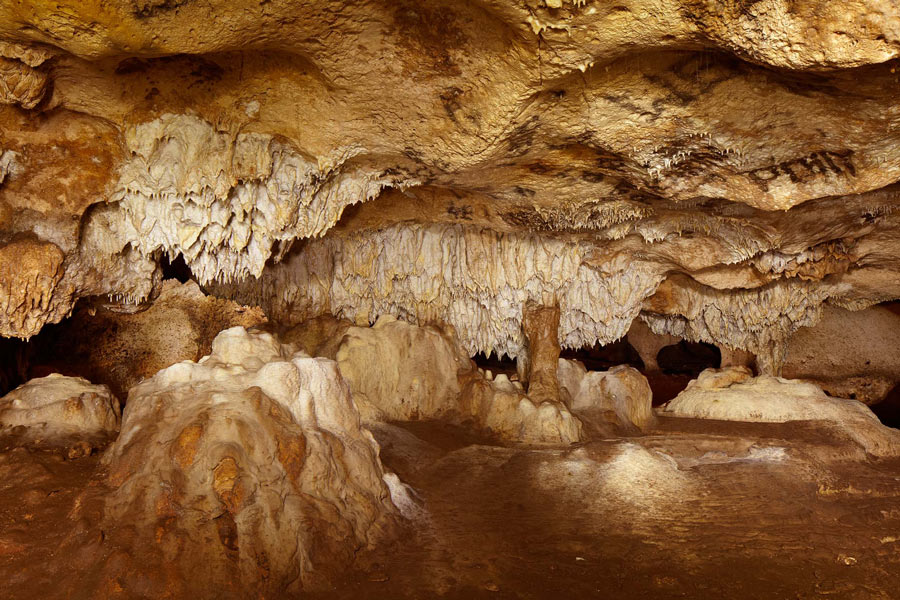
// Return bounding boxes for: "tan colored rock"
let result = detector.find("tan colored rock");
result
[783,304,900,404]
[558,360,655,432]
[334,314,470,422]
[521,302,562,404]
[1,2,900,405]
[0,237,74,338]
[39,280,266,399]
[626,318,681,373]
[0,373,120,446]
[100,327,402,595]
[281,313,353,358]
[461,374,583,446]
[689,366,754,391]
[662,369,900,457]
[0,56,47,109]
[330,314,582,444]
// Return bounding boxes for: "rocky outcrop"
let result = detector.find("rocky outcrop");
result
[0,238,72,339]
[300,314,583,444]
[100,327,402,595]
[0,373,119,453]
[782,304,900,404]
[0,1,897,366]
[460,372,583,445]
[36,279,266,399]
[333,315,470,422]
[558,360,655,433]
[521,302,562,404]
[662,367,900,457]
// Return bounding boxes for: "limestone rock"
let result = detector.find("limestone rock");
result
[0,373,120,447]
[1,1,900,446]
[558,360,656,432]
[0,238,73,339]
[625,318,680,374]
[662,368,900,457]
[101,327,401,595]
[521,301,562,404]
[783,304,900,404]
[461,374,583,446]
[334,314,470,422]
[36,279,266,399]
[325,315,582,444]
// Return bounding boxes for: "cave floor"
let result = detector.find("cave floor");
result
[2,418,900,599]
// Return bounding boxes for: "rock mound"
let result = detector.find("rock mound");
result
[100,327,402,596]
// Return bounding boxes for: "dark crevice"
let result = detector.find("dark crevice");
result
[560,339,644,372]
[160,253,193,283]
[657,340,721,376]
[872,383,900,430]
[472,351,517,377]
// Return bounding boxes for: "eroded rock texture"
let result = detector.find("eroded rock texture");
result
[0,373,119,451]
[663,367,900,457]
[0,0,897,381]
[299,313,583,444]
[100,327,402,596]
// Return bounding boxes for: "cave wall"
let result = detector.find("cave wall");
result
[0,1,899,375]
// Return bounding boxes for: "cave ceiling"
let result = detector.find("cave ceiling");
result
[0,0,899,372]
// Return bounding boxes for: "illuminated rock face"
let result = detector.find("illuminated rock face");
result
[100,327,402,595]
[662,367,900,457]
[0,4,899,416]
[0,373,120,444]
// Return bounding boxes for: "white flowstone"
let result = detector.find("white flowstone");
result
[662,367,900,457]
[558,359,655,431]
[101,327,402,594]
[0,373,120,439]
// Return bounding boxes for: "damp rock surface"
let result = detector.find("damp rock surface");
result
[96,327,402,596]
[0,373,119,449]
[663,367,900,457]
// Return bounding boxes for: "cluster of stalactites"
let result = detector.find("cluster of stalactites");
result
[93,114,414,285]
[216,222,863,373]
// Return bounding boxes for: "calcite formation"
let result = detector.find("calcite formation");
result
[558,360,655,432]
[0,0,895,377]
[100,327,402,595]
[0,373,120,449]
[34,279,266,399]
[319,314,583,444]
[663,367,900,457]
[4,2,900,597]
[782,304,900,404]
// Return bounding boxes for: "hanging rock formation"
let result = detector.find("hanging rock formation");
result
[0,0,896,372]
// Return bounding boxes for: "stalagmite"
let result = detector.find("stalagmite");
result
[99,327,402,595]
[0,374,120,454]
[521,302,563,404]
[662,367,900,457]
[2,0,900,596]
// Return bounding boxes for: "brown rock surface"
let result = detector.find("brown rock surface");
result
[98,327,403,596]
[0,373,119,456]
[521,302,562,404]
[783,304,900,404]
[0,1,896,368]
[35,280,266,399]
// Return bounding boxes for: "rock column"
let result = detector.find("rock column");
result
[521,301,561,404]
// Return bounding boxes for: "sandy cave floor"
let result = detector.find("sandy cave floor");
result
[2,417,900,599]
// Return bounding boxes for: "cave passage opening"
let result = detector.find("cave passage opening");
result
[472,351,518,378]
[560,338,644,372]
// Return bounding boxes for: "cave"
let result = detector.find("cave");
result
[2,2,900,598]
